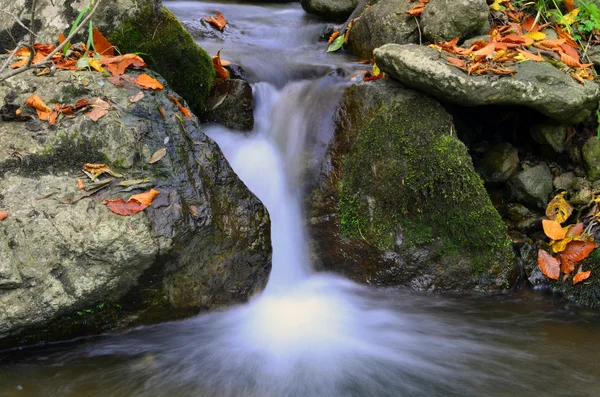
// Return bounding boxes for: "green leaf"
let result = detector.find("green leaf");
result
[327,35,345,53]
[63,7,90,56]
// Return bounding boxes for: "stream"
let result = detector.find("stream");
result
[1,1,600,396]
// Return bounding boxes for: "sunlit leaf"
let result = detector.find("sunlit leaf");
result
[558,240,596,274]
[543,219,567,240]
[129,189,160,207]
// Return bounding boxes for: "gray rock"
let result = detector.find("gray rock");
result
[0,69,270,348]
[508,163,553,210]
[347,0,419,59]
[203,79,254,131]
[572,176,591,191]
[421,0,489,43]
[582,136,600,181]
[301,0,359,20]
[530,124,566,154]
[571,187,592,206]
[506,203,540,232]
[553,172,575,191]
[542,28,558,40]
[374,44,600,124]
[463,35,491,47]
[476,142,519,184]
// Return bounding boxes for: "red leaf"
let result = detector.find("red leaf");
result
[103,198,147,216]
[558,241,596,274]
[538,249,560,280]
[100,54,147,76]
[0,210,7,221]
[92,28,114,57]
[573,270,591,285]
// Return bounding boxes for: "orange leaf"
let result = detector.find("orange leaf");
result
[564,0,575,12]
[516,49,544,62]
[204,12,227,31]
[178,104,192,118]
[561,52,581,68]
[473,42,496,57]
[212,50,230,79]
[92,28,114,57]
[405,4,426,16]
[58,32,67,45]
[103,198,147,216]
[447,56,466,70]
[538,249,560,280]
[522,16,540,32]
[107,74,138,88]
[129,189,160,207]
[135,73,164,90]
[542,219,567,240]
[100,54,146,76]
[573,270,591,285]
[328,31,341,45]
[561,43,579,60]
[567,222,584,238]
[77,179,85,191]
[26,94,52,121]
[558,241,596,274]
[85,98,110,121]
[48,110,59,125]
[0,211,7,221]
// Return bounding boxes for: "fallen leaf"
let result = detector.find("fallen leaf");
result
[561,52,581,68]
[158,106,166,118]
[100,54,147,76]
[167,94,192,118]
[77,178,85,191]
[103,198,147,216]
[129,189,160,207]
[107,74,139,88]
[88,58,105,73]
[26,94,51,121]
[212,50,230,79]
[149,147,167,164]
[564,0,575,12]
[473,42,496,58]
[204,12,227,31]
[135,74,164,90]
[558,240,596,274]
[188,205,199,217]
[567,222,584,237]
[58,32,67,45]
[551,237,572,253]
[85,98,110,121]
[129,91,145,103]
[543,219,567,240]
[327,35,345,53]
[538,249,560,280]
[516,49,545,62]
[118,178,151,187]
[573,270,591,285]
[328,31,341,44]
[545,193,573,224]
[92,27,114,57]
[0,211,7,221]
[83,163,122,180]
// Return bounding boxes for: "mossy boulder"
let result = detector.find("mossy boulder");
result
[0,68,270,349]
[308,79,514,291]
[0,0,214,115]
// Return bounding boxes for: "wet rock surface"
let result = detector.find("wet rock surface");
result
[301,0,359,20]
[374,44,600,124]
[421,0,489,43]
[203,79,255,131]
[0,69,271,348]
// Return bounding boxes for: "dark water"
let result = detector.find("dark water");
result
[1,2,599,396]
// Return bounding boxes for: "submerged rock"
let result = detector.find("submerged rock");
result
[374,44,600,124]
[308,79,514,291]
[421,0,489,43]
[0,69,271,348]
[301,0,359,20]
[508,164,553,210]
[347,0,419,58]
[0,0,214,116]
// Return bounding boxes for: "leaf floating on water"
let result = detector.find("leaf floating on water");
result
[135,74,164,90]
[545,193,573,224]
[538,249,560,280]
[573,270,591,285]
[542,219,567,241]
[149,147,167,164]
[0,211,8,221]
[327,35,344,53]
[85,98,110,121]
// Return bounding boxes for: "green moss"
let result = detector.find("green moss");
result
[108,6,215,115]
[337,84,513,279]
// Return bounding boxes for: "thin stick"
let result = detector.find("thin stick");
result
[0,0,102,82]
[414,16,422,46]
[0,41,32,73]
[0,9,37,37]
[29,0,37,48]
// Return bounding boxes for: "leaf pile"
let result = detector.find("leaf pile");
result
[538,193,596,285]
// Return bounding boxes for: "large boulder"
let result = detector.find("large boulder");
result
[203,79,254,131]
[507,164,553,210]
[0,0,215,115]
[308,79,514,291]
[347,0,419,59]
[374,44,600,124]
[301,0,360,20]
[421,0,490,43]
[582,137,600,181]
[0,69,271,348]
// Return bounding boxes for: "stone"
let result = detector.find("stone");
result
[203,79,255,131]
[0,69,271,348]
[308,79,514,291]
[476,142,519,184]
[571,187,592,206]
[508,163,553,210]
[463,35,491,47]
[530,124,566,154]
[542,28,558,40]
[421,0,489,43]
[506,203,540,232]
[572,176,591,191]
[347,0,419,59]
[301,0,360,20]
[0,0,215,116]
[553,172,575,191]
[582,137,600,181]
[374,44,600,124]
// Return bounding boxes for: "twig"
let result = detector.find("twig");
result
[0,9,37,37]
[0,0,102,82]
[29,0,37,48]
[414,16,422,46]
[0,41,32,74]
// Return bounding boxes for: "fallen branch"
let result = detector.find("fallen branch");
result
[0,9,37,37]
[0,0,102,82]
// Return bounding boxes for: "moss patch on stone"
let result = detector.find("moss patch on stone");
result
[107,5,215,115]
[337,83,513,278]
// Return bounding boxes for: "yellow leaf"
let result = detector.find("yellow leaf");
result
[525,31,547,42]
[551,237,572,253]
[562,8,580,25]
[88,58,105,73]
[373,62,382,76]
[513,54,528,62]
[489,0,501,11]
[546,193,573,224]
[492,49,506,61]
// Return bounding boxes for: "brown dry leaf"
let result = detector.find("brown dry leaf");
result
[538,249,560,280]
[516,49,544,62]
[473,42,496,58]
[167,94,192,118]
[149,147,167,164]
[82,163,122,180]
[545,193,573,224]
[543,219,567,240]
[129,92,145,103]
[100,54,147,76]
[567,222,584,237]
[573,270,591,285]
[328,31,341,45]
[135,74,164,90]
[158,106,166,118]
[26,94,52,121]
[86,98,110,121]
[212,50,230,79]
[564,0,575,12]
[558,240,596,274]
[0,210,7,221]
[561,52,581,68]
[107,74,139,89]
[405,4,426,16]
[188,205,199,217]
[204,12,227,31]
[103,198,147,216]
[447,56,466,70]
[92,28,115,57]
[129,189,160,207]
